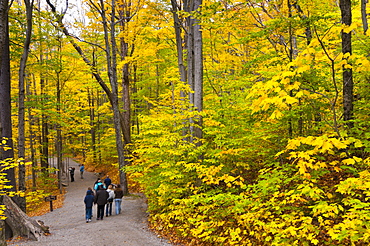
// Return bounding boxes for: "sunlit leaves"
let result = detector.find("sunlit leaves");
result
[59,0,370,245]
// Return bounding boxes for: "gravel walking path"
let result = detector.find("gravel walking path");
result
[9,158,174,246]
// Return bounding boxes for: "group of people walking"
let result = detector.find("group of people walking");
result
[84,175,124,223]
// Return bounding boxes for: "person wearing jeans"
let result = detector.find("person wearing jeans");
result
[80,164,85,179]
[84,188,94,223]
[114,184,124,214]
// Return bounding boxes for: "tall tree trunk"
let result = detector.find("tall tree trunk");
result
[119,8,132,145]
[340,0,354,129]
[36,3,49,170]
[0,9,17,197]
[40,85,49,170]
[17,0,34,212]
[56,69,63,192]
[0,1,9,244]
[132,64,140,135]
[192,0,203,145]
[27,80,37,189]
[105,0,128,195]
[361,0,368,34]
[186,0,195,142]
[88,89,97,162]
[171,0,189,138]
[171,0,187,85]
[118,2,132,195]
[186,0,203,144]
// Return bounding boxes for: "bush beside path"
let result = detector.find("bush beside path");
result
[9,158,174,246]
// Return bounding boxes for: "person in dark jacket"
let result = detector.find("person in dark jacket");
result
[104,175,112,187]
[84,188,95,223]
[69,167,75,182]
[94,185,108,220]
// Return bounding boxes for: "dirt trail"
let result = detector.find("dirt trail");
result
[9,158,174,246]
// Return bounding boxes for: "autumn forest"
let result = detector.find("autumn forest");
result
[0,0,370,245]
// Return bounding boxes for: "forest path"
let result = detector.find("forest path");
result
[9,158,174,246]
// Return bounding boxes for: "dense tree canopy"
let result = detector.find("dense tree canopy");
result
[1,0,370,245]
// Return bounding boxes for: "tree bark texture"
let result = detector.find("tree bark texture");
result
[0,11,17,194]
[88,89,97,162]
[185,0,203,144]
[17,0,34,212]
[119,6,132,145]
[171,0,187,86]
[340,0,354,129]
[3,195,49,241]
[193,0,203,144]
[0,220,4,246]
[361,0,368,34]
[118,5,132,195]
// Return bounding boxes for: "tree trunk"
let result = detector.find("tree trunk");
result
[0,220,4,246]
[17,0,34,212]
[192,0,203,145]
[3,195,49,241]
[171,0,187,85]
[88,89,97,162]
[186,0,203,144]
[35,5,48,170]
[27,80,37,190]
[105,0,128,195]
[119,13,132,145]
[40,96,49,169]
[340,0,354,129]
[56,67,63,192]
[171,0,189,138]
[361,0,368,34]
[118,2,132,196]
[0,10,17,197]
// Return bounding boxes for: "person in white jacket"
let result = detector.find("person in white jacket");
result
[105,185,115,216]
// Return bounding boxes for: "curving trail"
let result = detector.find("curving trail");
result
[10,158,173,246]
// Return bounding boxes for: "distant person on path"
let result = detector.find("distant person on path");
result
[69,167,75,182]
[106,185,115,217]
[84,187,94,223]
[114,184,124,215]
[94,179,105,191]
[80,164,85,179]
[94,185,108,220]
[104,175,111,187]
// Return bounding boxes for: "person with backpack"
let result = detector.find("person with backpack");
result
[80,164,85,179]
[94,179,105,191]
[106,185,115,217]
[94,185,108,220]
[84,187,94,223]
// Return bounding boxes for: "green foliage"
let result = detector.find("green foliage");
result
[26,167,60,213]
[5,0,370,244]
[126,0,370,245]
